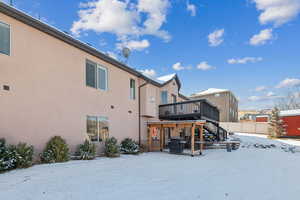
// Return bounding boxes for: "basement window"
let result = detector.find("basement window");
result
[0,21,10,56]
[87,116,109,142]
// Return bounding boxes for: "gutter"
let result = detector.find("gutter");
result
[138,81,148,146]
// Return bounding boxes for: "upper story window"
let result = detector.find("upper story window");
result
[86,60,108,91]
[161,91,168,104]
[130,79,136,100]
[0,21,10,56]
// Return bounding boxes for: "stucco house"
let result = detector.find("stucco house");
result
[2,3,218,155]
[1,2,227,156]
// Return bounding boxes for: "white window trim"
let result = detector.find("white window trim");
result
[97,64,108,91]
[0,21,11,56]
[87,115,109,143]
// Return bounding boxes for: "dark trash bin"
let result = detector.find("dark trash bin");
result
[169,138,184,154]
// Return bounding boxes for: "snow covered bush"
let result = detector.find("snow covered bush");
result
[104,137,120,157]
[120,138,139,154]
[14,143,34,168]
[0,138,16,172]
[75,140,96,160]
[40,136,69,163]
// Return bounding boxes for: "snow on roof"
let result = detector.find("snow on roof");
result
[256,115,269,118]
[192,88,229,96]
[280,109,300,117]
[156,73,176,84]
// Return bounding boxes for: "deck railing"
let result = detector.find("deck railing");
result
[159,99,220,122]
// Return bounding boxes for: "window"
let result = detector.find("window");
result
[97,66,107,90]
[87,116,109,142]
[86,60,108,91]
[86,61,97,88]
[161,91,168,104]
[0,21,10,56]
[130,79,136,100]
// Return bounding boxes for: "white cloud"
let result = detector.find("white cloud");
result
[248,96,262,101]
[252,0,300,26]
[248,92,281,101]
[137,0,171,41]
[172,62,185,71]
[228,57,263,64]
[139,69,156,77]
[208,29,224,47]
[71,0,139,37]
[186,2,197,16]
[117,39,150,51]
[171,62,192,71]
[249,29,273,46]
[255,86,268,92]
[276,78,300,88]
[71,0,170,43]
[197,62,215,71]
[266,91,275,97]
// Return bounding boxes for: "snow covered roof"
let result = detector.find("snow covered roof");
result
[191,88,229,96]
[280,109,300,117]
[156,73,176,84]
[256,115,269,118]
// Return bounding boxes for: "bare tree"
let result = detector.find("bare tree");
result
[275,87,300,110]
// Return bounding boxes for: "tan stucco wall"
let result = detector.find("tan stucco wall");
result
[0,13,184,155]
[0,13,140,154]
[139,79,180,146]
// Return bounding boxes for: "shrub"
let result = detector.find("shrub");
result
[269,107,287,138]
[14,143,34,168]
[40,136,69,163]
[120,138,139,154]
[104,137,120,157]
[0,139,16,172]
[75,140,96,160]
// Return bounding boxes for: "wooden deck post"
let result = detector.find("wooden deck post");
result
[191,123,195,156]
[160,125,164,151]
[148,126,153,152]
[200,124,204,155]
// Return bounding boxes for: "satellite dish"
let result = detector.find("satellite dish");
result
[122,47,131,59]
[123,47,131,64]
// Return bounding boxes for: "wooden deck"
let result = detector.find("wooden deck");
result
[147,120,206,156]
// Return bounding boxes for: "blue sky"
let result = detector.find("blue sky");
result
[4,0,300,109]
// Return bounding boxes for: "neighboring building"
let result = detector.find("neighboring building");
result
[280,110,300,137]
[0,3,219,155]
[238,110,259,121]
[255,115,270,123]
[189,88,238,122]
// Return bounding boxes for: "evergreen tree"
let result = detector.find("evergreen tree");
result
[269,107,287,138]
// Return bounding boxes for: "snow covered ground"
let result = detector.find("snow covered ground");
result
[1,133,300,200]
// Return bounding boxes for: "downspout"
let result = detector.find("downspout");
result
[138,81,148,146]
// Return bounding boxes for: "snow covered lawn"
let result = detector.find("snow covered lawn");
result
[1,133,300,200]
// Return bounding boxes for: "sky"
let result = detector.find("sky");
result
[3,0,300,110]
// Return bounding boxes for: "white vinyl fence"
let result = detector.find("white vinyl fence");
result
[220,122,270,135]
